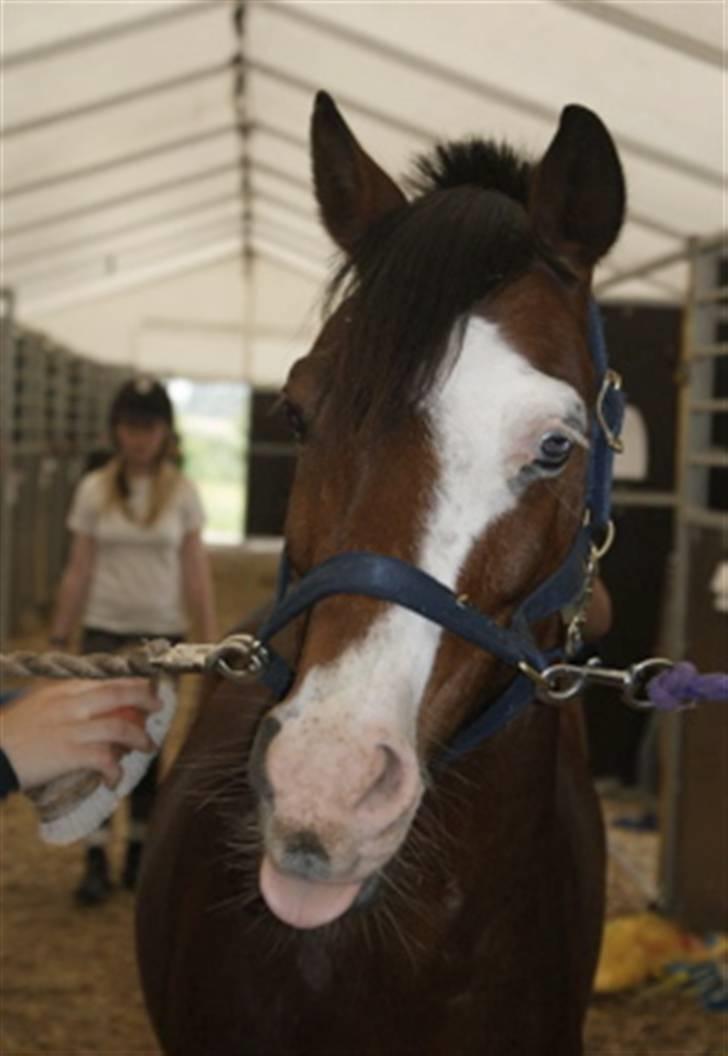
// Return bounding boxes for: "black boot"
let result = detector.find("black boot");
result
[121,839,144,891]
[74,846,113,907]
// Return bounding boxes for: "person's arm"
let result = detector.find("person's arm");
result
[181,530,217,642]
[0,679,160,796]
[49,533,96,647]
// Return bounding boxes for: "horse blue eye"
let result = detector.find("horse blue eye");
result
[535,432,573,470]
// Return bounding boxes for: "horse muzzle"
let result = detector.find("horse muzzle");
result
[250,707,423,929]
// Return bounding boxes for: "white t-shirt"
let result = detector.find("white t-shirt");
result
[67,468,205,635]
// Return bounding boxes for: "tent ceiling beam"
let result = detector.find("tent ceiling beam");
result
[143,317,300,340]
[4,160,241,239]
[600,261,683,298]
[3,0,219,69]
[5,192,242,270]
[258,1,722,188]
[251,236,328,283]
[12,211,244,288]
[4,186,314,273]
[252,119,308,154]
[595,243,691,294]
[627,211,693,242]
[254,188,316,224]
[233,0,252,281]
[252,157,310,194]
[249,58,435,146]
[552,0,723,68]
[19,238,243,316]
[3,62,231,139]
[3,124,236,199]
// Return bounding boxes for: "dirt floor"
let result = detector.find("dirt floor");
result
[2,548,726,1055]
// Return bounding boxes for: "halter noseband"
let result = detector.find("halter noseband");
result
[255,302,624,761]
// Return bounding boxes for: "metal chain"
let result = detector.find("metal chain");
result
[518,656,675,709]
[564,518,617,659]
[0,634,269,682]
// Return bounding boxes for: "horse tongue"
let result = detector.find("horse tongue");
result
[259,855,362,930]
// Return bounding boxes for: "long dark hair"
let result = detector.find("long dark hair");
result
[104,377,179,526]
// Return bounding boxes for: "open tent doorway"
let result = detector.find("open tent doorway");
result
[167,377,249,546]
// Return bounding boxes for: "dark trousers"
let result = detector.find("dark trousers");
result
[81,627,182,827]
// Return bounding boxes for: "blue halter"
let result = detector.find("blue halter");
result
[256,302,624,761]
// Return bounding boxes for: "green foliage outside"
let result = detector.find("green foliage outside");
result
[181,429,243,484]
[169,380,249,544]
[197,480,244,539]
[178,419,246,543]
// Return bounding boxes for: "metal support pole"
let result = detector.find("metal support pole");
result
[0,289,16,651]
[661,234,728,915]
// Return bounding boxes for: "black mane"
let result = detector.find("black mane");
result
[324,138,535,432]
[407,139,532,205]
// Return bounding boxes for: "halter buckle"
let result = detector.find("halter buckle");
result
[596,369,624,453]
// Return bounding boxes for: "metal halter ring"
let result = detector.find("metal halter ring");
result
[595,369,624,453]
[518,661,586,703]
[207,634,270,682]
[623,657,675,708]
[591,518,616,562]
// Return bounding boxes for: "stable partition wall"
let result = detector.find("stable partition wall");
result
[661,237,728,931]
[665,528,728,931]
[0,300,132,644]
[0,290,15,646]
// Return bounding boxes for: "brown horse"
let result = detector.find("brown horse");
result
[137,93,625,1055]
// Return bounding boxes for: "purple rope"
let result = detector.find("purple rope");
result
[648,662,728,711]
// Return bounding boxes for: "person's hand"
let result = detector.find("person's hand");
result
[0,679,161,791]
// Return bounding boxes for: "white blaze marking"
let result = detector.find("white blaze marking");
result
[282,316,585,740]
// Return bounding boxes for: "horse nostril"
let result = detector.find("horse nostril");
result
[249,715,282,802]
[281,830,330,879]
[355,745,405,813]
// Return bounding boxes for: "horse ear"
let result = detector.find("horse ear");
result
[529,105,625,273]
[311,91,406,253]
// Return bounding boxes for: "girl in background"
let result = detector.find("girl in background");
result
[50,378,217,905]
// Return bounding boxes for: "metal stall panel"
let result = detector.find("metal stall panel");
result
[1,309,136,640]
[664,527,728,931]
[0,289,15,646]
[45,345,76,604]
[661,236,728,930]
[8,329,46,632]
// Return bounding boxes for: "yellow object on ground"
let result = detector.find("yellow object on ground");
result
[595,912,710,993]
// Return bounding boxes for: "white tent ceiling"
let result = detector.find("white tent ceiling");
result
[1,0,725,384]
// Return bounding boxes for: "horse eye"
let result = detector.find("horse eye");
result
[535,431,573,471]
[283,400,307,443]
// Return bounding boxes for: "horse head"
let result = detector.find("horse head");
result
[251,93,625,930]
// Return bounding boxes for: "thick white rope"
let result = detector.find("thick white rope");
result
[0,634,267,682]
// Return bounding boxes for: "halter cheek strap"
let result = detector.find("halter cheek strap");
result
[256,301,624,759]
[587,299,624,535]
